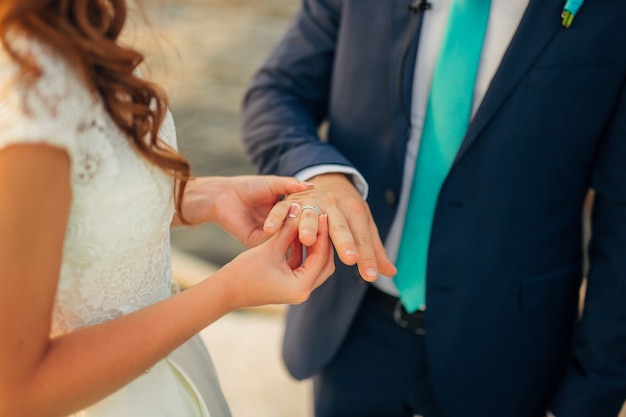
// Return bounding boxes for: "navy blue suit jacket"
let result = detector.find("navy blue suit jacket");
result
[242,0,626,415]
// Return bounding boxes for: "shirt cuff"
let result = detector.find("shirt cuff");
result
[294,164,369,200]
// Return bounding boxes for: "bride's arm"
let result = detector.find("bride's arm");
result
[0,145,334,417]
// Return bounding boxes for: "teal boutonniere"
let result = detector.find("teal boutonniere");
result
[561,0,584,28]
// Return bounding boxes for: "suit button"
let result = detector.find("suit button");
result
[384,189,397,206]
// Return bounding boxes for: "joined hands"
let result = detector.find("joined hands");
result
[273,173,397,282]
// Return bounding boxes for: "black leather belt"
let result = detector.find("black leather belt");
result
[366,286,426,335]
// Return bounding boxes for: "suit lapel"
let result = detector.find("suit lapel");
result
[454,0,564,163]
[393,0,428,170]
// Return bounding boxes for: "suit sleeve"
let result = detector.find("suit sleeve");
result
[549,77,626,417]
[242,0,354,177]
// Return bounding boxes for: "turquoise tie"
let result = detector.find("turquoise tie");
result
[394,0,491,313]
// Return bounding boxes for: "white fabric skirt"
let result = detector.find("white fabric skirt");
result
[70,335,231,417]
[71,358,208,417]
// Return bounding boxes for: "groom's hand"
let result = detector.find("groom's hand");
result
[278,173,396,282]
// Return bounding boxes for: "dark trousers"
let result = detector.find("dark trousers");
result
[312,287,442,417]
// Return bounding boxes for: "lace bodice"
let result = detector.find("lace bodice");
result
[0,35,176,337]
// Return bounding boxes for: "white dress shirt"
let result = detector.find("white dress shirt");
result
[375,0,530,294]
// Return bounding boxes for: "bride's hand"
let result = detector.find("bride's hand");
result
[217,203,335,309]
[173,175,313,247]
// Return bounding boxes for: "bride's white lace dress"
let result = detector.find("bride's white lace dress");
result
[0,35,231,417]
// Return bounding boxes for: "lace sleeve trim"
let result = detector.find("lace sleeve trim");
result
[0,34,95,159]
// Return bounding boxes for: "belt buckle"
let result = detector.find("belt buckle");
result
[393,299,426,335]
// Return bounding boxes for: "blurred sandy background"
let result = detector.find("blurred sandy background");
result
[128,0,298,266]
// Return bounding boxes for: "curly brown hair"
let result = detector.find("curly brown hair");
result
[0,0,191,221]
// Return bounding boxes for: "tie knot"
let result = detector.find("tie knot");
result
[453,0,491,11]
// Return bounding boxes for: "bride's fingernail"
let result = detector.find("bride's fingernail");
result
[264,220,276,229]
[288,203,301,218]
[301,182,315,187]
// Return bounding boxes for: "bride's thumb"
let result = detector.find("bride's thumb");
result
[270,203,301,250]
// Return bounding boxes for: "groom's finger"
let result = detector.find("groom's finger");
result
[310,215,335,289]
[300,214,333,280]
